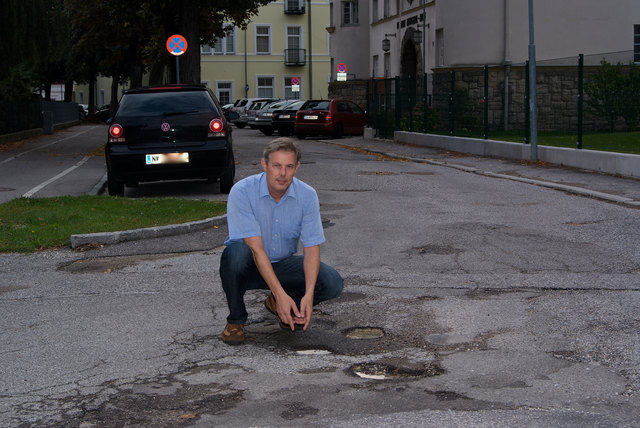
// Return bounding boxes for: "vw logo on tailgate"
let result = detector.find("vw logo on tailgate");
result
[161,122,171,132]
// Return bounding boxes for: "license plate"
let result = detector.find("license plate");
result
[304,115,318,120]
[280,114,290,119]
[146,153,189,165]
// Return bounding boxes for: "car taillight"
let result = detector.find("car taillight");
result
[108,124,125,143]
[325,114,332,122]
[208,118,225,137]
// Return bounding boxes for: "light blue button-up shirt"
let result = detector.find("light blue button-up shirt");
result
[224,172,325,262]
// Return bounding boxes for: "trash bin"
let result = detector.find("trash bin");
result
[43,111,54,134]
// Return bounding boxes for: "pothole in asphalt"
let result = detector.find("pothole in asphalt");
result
[358,171,397,176]
[345,327,385,339]
[59,253,185,273]
[404,171,436,176]
[296,348,332,355]
[349,361,444,380]
[407,244,463,256]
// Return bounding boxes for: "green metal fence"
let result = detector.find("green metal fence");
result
[366,52,639,151]
[0,100,42,135]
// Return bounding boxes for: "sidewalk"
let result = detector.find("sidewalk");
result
[335,135,640,208]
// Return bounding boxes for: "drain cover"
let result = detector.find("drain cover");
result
[346,327,384,339]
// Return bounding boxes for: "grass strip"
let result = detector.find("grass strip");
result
[0,195,226,253]
[442,130,640,155]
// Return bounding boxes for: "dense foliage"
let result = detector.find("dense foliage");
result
[0,0,272,112]
[585,60,640,131]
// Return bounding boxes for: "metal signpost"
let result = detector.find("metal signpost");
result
[166,34,188,84]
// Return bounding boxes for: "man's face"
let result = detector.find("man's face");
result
[261,149,300,199]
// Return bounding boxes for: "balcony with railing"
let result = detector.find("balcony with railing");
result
[284,0,305,14]
[284,49,306,66]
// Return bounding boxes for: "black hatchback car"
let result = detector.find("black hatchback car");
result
[105,85,235,196]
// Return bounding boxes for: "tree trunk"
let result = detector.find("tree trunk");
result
[64,80,74,102]
[88,75,96,117]
[109,75,119,118]
[179,2,200,84]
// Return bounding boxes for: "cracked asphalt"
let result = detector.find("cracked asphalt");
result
[1,127,639,427]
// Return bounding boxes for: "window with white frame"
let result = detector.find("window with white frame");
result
[635,25,640,63]
[202,27,235,55]
[372,0,378,22]
[383,0,390,18]
[216,81,233,105]
[384,52,390,78]
[436,29,444,66]
[284,77,301,100]
[342,1,358,25]
[256,25,271,54]
[286,26,303,63]
[257,76,275,97]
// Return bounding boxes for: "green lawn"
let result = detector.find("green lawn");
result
[452,130,640,155]
[0,195,226,253]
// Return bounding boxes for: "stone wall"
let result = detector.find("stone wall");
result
[432,66,614,132]
[327,80,369,110]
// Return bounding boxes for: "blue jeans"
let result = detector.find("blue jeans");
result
[219,241,344,324]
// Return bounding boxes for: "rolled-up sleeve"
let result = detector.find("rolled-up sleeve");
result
[300,188,325,248]
[226,182,261,242]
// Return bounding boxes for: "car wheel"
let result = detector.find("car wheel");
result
[219,152,235,194]
[107,171,124,196]
[235,123,246,129]
[332,123,344,139]
[260,127,274,136]
[296,133,306,140]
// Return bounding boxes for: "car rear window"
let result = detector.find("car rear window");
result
[117,91,216,116]
[302,100,330,110]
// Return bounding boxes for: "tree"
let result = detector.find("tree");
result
[65,0,273,113]
[142,0,273,85]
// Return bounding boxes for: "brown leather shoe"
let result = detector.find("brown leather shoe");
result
[221,323,244,345]
[264,293,291,330]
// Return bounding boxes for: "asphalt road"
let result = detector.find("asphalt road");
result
[1,125,639,427]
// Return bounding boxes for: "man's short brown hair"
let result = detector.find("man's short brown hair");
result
[263,137,302,164]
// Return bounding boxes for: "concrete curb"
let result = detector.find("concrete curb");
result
[345,145,640,208]
[395,131,640,179]
[69,214,227,249]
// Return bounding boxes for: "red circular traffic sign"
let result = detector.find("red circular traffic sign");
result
[291,77,300,85]
[337,63,347,73]
[167,34,188,56]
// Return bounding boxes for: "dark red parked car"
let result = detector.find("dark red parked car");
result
[294,99,366,139]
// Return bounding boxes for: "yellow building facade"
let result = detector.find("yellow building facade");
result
[75,1,330,108]
[202,1,331,104]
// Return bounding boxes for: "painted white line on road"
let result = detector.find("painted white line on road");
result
[23,156,91,198]
[0,126,98,167]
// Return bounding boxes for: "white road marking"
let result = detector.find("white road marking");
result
[23,156,91,198]
[0,126,98,167]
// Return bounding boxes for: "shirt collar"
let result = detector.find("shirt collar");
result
[259,173,297,201]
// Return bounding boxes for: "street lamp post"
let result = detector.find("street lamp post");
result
[528,0,538,161]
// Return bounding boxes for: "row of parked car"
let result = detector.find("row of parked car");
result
[102,85,368,198]
[222,97,367,139]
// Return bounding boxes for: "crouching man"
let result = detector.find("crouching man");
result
[219,138,343,345]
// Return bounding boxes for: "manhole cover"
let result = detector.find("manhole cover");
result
[350,362,444,380]
[345,327,384,339]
